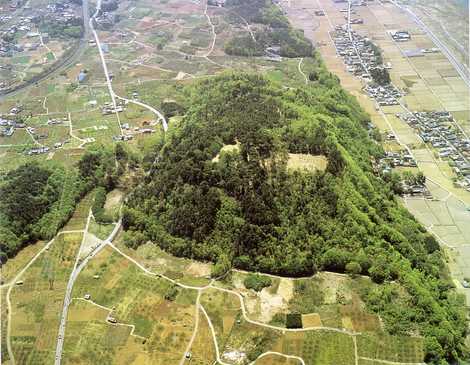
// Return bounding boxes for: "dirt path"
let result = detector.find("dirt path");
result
[178,291,201,365]
[298,58,308,84]
[71,297,146,340]
[68,112,88,148]
[359,357,425,365]
[203,0,217,58]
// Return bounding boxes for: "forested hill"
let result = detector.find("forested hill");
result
[123,71,467,363]
[124,71,423,278]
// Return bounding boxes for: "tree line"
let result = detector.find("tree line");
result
[0,145,123,263]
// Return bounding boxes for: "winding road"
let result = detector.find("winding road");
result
[89,0,167,133]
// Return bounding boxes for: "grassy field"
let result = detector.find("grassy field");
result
[287,153,328,173]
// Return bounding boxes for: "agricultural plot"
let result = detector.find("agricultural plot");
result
[404,180,470,303]
[9,232,83,365]
[357,333,424,364]
[0,240,48,284]
[0,290,9,363]
[200,288,242,351]
[181,312,216,365]
[64,246,198,364]
[61,194,94,232]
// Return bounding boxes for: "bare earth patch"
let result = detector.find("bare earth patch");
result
[287,153,328,172]
[186,261,211,277]
[79,232,103,259]
[302,313,322,327]
[104,189,124,214]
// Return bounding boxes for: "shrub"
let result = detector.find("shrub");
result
[164,285,179,301]
[345,261,362,276]
[243,273,272,291]
[286,313,302,329]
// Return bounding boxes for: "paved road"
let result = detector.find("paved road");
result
[115,95,168,131]
[54,215,122,364]
[89,0,167,133]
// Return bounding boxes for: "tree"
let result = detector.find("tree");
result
[286,313,302,329]
[211,253,231,278]
[370,67,391,86]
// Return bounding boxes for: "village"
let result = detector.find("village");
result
[332,24,404,106]
[398,111,470,192]
[0,0,83,89]
[0,96,159,153]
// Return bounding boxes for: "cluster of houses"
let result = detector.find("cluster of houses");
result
[332,25,402,105]
[94,12,119,30]
[0,15,37,57]
[332,26,379,80]
[94,0,120,29]
[0,117,26,137]
[378,151,418,171]
[374,151,428,196]
[102,101,125,115]
[399,111,470,190]
[0,1,80,58]
[113,122,156,142]
[365,84,402,106]
[401,180,429,196]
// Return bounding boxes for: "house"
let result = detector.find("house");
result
[1,126,14,136]
[77,70,87,83]
[391,30,411,42]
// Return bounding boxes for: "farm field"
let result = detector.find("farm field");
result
[90,244,425,364]
[8,232,83,365]
[63,246,198,364]
[404,0,469,72]
[1,193,95,365]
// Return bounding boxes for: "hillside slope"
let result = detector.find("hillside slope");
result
[123,72,467,363]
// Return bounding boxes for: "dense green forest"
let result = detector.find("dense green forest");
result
[224,0,313,58]
[0,146,120,263]
[123,71,468,363]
